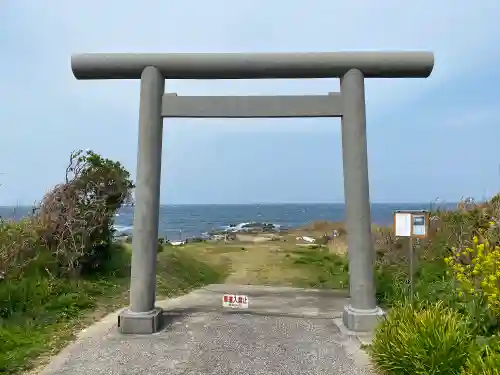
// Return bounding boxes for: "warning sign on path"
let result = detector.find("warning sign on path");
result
[222,294,249,308]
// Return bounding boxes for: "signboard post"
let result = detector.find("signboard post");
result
[393,210,429,300]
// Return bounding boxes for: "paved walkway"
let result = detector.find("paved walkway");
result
[38,285,375,375]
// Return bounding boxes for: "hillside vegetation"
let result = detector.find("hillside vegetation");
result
[370,196,500,374]
[0,150,225,375]
[2,149,500,374]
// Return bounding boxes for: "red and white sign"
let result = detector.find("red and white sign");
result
[222,294,249,308]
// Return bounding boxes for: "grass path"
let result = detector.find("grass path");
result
[181,238,349,289]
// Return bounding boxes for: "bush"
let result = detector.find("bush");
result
[446,237,500,322]
[371,195,500,374]
[0,218,50,280]
[0,241,226,375]
[375,244,455,308]
[370,301,473,375]
[35,149,134,276]
[463,336,500,374]
[0,149,230,374]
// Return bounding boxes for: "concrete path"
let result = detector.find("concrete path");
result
[38,285,375,375]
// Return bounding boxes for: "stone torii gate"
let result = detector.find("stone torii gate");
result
[71,51,434,334]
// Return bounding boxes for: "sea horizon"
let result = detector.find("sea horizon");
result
[0,202,459,239]
[0,200,461,208]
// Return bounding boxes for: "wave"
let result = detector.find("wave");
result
[113,225,133,234]
[112,221,285,238]
[219,222,283,233]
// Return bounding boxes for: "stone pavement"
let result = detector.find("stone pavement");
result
[38,284,375,375]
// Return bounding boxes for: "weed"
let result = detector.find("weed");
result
[370,301,473,375]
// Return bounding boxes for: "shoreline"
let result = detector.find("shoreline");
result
[2,202,457,241]
[114,219,390,241]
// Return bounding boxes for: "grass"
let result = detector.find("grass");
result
[6,208,473,375]
[284,247,349,289]
[1,217,353,375]
[0,243,226,375]
[7,195,499,375]
[0,231,353,375]
[180,235,351,288]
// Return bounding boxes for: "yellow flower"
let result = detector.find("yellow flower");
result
[473,236,479,244]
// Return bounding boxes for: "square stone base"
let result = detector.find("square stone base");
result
[342,304,385,332]
[118,307,163,334]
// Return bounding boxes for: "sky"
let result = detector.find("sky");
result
[1,0,500,205]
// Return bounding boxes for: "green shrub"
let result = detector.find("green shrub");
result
[371,196,500,373]
[463,336,500,374]
[446,237,500,325]
[0,218,51,280]
[371,301,473,375]
[0,243,226,374]
[35,149,134,276]
[375,265,409,306]
[375,254,456,308]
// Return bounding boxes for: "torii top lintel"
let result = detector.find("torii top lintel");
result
[71,51,434,80]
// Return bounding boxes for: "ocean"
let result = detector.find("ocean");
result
[0,203,456,241]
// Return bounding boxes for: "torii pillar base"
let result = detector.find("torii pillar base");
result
[118,308,164,334]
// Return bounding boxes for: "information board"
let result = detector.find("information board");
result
[393,211,429,238]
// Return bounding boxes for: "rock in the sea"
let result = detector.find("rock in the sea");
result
[204,222,282,240]
[239,222,278,233]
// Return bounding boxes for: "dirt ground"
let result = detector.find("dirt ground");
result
[179,219,400,289]
[182,229,350,287]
